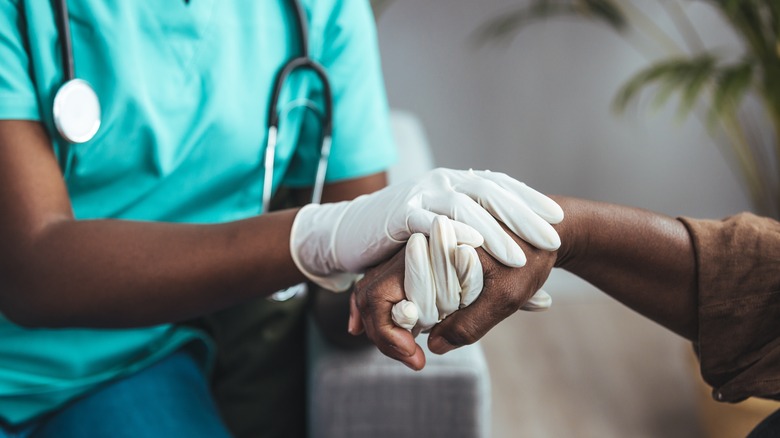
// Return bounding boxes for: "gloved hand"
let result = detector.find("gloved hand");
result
[290,168,564,292]
[391,216,552,335]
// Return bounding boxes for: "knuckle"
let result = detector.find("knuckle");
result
[485,284,525,317]
[505,292,527,312]
[353,288,370,312]
[485,266,547,313]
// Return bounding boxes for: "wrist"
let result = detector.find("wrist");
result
[549,196,585,270]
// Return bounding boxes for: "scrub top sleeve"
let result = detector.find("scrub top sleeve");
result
[283,0,397,187]
[0,1,41,120]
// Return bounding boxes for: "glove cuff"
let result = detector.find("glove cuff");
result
[290,203,357,292]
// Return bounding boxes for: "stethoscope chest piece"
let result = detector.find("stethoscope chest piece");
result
[53,78,101,144]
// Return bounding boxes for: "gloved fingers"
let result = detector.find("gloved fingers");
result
[454,177,561,251]
[430,216,461,319]
[391,300,419,331]
[520,289,552,312]
[426,192,526,267]
[405,209,484,247]
[455,244,483,308]
[471,170,564,224]
[404,233,438,330]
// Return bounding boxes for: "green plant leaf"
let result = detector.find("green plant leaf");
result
[613,55,718,118]
[679,56,718,117]
[472,0,626,46]
[582,0,626,29]
[709,61,755,126]
[763,61,780,119]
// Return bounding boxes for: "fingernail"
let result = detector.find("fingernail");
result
[347,316,356,335]
[403,361,419,371]
[429,336,456,354]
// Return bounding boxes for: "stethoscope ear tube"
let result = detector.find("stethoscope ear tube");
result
[261,126,278,214]
[311,135,332,205]
[262,56,333,214]
[263,0,334,214]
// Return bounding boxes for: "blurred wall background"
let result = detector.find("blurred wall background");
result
[375,0,753,219]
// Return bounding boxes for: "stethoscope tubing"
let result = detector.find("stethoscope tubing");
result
[267,57,333,137]
[51,0,330,303]
[53,0,332,213]
[54,0,75,82]
[262,0,334,213]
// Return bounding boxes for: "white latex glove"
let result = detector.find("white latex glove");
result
[290,168,564,292]
[391,217,551,334]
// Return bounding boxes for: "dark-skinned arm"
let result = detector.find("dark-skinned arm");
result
[350,195,698,369]
[550,196,697,340]
[0,120,385,329]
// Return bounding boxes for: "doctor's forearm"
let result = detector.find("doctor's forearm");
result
[552,196,698,340]
[0,120,386,329]
[1,210,306,329]
[0,118,307,328]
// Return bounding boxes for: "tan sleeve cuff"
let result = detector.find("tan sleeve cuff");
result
[679,213,780,402]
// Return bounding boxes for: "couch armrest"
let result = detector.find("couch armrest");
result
[307,321,491,438]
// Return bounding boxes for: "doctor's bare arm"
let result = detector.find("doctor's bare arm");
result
[0,120,383,329]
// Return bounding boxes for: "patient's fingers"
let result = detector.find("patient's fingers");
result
[353,250,426,370]
[365,313,424,369]
[348,293,365,335]
[427,291,512,355]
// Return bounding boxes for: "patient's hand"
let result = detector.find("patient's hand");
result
[428,234,556,355]
[349,249,424,368]
[349,230,557,370]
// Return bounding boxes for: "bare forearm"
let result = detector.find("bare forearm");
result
[1,210,304,328]
[0,120,391,330]
[553,196,698,340]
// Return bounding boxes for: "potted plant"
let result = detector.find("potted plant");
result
[474,0,780,217]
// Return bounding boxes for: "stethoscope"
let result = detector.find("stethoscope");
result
[51,0,101,144]
[53,0,334,300]
[52,0,333,213]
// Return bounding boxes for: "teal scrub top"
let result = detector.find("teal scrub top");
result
[0,0,396,424]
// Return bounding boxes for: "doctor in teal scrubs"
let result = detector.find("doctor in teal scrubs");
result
[0,0,565,437]
[0,1,395,436]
